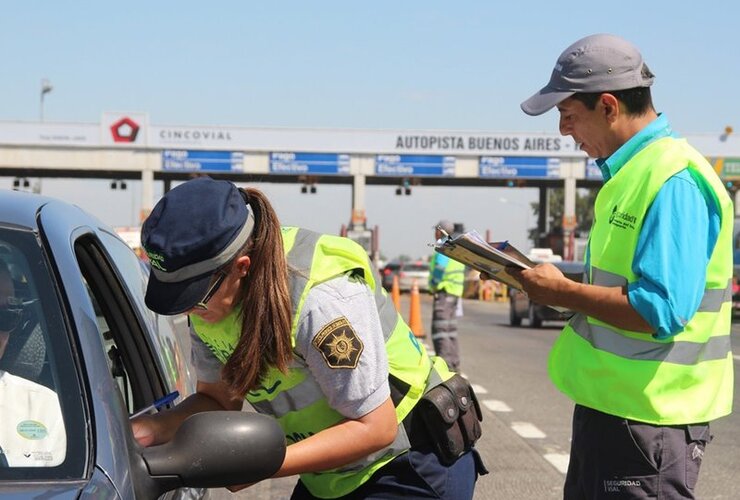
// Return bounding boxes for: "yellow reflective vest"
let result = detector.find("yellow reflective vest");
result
[429,253,466,297]
[549,137,734,424]
[192,227,454,498]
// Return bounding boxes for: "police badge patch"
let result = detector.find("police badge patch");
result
[312,316,364,369]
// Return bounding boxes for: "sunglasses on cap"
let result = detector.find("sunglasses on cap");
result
[0,303,22,332]
[193,270,228,311]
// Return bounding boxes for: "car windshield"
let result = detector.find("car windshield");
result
[0,227,85,479]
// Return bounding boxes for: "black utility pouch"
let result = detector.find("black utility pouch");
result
[444,373,483,447]
[416,374,483,465]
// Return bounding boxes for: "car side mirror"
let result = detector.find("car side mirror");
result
[140,411,286,495]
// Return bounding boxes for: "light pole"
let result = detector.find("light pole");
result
[40,78,53,122]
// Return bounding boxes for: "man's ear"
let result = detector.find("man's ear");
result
[600,93,620,122]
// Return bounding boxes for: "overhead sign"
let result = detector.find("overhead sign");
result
[375,155,456,176]
[101,112,149,147]
[0,122,98,146]
[162,150,244,172]
[269,152,350,175]
[479,156,560,178]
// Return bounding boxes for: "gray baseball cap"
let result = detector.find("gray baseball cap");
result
[521,33,655,116]
[435,220,455,234]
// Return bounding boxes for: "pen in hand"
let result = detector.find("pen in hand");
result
[129,390,179,419]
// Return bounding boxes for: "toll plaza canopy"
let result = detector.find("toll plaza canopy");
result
[1,112,739,224]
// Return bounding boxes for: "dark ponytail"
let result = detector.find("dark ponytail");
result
[221,187,293,395]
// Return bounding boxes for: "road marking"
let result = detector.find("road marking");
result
[511,422,546,439]
[543,453,570,474]
[483,399,512,412]
[471,383,488,394]
[734,355,740,362]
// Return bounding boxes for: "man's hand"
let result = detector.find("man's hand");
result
[507,263,568,305]
[131,414,159,447]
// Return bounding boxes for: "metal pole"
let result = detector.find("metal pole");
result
[40,79,53,122]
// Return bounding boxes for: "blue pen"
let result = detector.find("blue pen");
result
[129,390,179,419]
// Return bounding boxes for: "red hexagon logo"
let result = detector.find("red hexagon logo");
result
[110,117,140,143]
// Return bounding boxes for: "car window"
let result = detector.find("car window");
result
[0,228,85,479]
[554,261,586,282]
[74,234,168,418]
[97,230,192,395]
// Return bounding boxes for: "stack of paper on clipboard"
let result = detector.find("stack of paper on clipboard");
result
[433,229,570,313]
[433,229,534,292]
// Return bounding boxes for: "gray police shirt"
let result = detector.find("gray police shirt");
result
[189,272,390,419]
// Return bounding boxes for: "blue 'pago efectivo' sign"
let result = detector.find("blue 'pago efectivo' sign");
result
[375,154,456,176]
[269,152,351,175]
[479,156,560,179]
[162,150,243,172]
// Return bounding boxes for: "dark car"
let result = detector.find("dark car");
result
[381,260,402,290]
[509,260,585,328]
[0,190,285,498]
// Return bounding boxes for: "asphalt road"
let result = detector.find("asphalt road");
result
[210,293,740,500]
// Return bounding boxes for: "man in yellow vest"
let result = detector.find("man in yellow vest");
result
[513,34,734,499]
[429,220,466,371]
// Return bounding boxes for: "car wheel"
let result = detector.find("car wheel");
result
[509,303,521,327]
[528,305,542,328]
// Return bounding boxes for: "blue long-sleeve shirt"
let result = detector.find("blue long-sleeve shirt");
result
[592,114,721,338]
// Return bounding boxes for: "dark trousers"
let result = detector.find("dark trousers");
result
[431,292,460,372]
[564,404,711,500]
[290,446,484,499]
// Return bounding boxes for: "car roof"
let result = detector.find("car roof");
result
[0,189,51,229]
[0,189,107,232]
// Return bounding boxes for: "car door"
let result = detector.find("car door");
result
[37,201,201,499]
[0,220,87,495]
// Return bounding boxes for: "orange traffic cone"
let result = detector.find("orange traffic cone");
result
[408,279,425,338]
[391,274,401,312]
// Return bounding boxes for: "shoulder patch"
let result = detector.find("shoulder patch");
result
[312,316,364,369]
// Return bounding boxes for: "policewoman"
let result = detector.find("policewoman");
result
[132,177,486,499]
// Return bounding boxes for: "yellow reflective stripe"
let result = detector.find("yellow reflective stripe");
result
[569,314,731,365]
[590,267,627,287]
[251,376,325,417]
[590,267,732,313]
[697,280,733,312]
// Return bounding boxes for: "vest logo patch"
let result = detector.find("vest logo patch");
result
[312,316,363,369]
[608,205,637,230]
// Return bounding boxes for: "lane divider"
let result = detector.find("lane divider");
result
[483,399,512,412]
[543,453,570,474]
[471,383,488,394]
[511,422,546,439]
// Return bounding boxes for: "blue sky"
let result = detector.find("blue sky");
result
[2,1,739,259]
